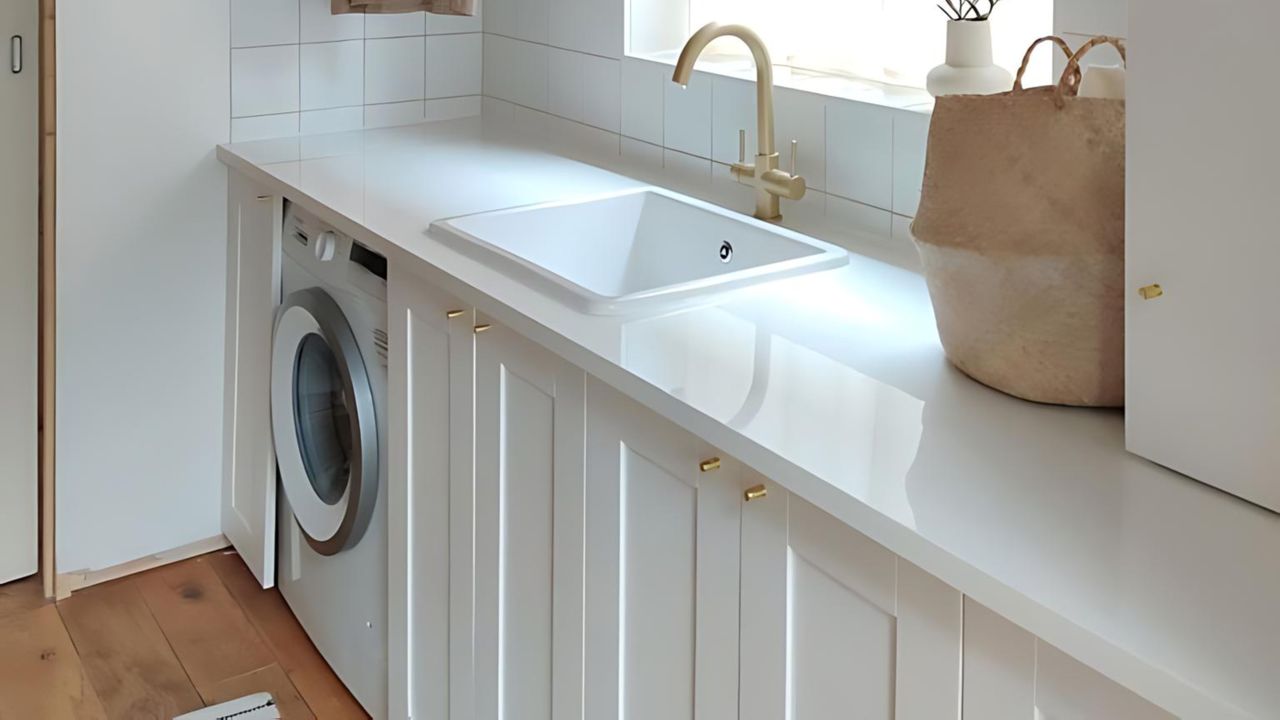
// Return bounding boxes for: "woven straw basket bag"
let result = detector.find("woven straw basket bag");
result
[912,36,1127,407]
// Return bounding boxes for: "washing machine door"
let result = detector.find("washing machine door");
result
[271,287,379,556]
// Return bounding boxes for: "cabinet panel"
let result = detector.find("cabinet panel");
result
[387,272,474,720]
[741,485,962,720]
[220,176,281,589]
[474,323,585,720]
[962,598,1175,720]
[583,377,740,720]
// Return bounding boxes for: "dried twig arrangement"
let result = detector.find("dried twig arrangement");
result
[937,0,1003,21]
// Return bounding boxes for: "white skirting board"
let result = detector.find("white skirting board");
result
[174,693,279,720]
[54,533,229,599]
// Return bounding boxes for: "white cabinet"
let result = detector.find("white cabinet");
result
[473,321,587,720]
[220,175,281,589]
[963,599,1174,720]
[1127,0,1280,511]
[387,271,475,720]
[582,378,743,720]
[739,480,963,720]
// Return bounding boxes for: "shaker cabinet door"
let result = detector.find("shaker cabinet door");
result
[386,271,475,720]
[740,482,963,720]
[473,321,587,720]
[582,377,742,720]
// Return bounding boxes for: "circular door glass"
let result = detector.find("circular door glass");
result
[292,333,352,505]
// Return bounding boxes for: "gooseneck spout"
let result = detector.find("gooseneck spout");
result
[672,23,775,158]
[672,23,804,221]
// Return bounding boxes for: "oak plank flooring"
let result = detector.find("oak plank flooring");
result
[0,551,366,720]
[133,556,277,696]
[0,603,108,720]
[202,663,316,720]
[207,551,368,719]
[57,579,204,719]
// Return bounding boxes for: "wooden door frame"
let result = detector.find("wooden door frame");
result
[39,0,56,599]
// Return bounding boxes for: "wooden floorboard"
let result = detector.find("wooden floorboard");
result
[58,578,204,719]
[134,556,277,696]
[0,551,368,720]
[0,603,108,720]
[202,664,316,720]
[207,551,369,719]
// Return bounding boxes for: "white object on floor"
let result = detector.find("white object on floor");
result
[174,693,280,720]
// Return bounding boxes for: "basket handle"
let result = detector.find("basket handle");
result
[1013,36,1080,92]
[1055,36,1127,107]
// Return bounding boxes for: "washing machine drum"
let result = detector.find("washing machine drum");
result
[271,287,379,556]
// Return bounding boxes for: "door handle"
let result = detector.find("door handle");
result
[10,36,21,74]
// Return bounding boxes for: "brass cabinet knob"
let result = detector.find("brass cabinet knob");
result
[1138,284,1164,300]
[744,484,768,502]
[474,324,492,334]
[446,309,465,318]
[699,457,722,473]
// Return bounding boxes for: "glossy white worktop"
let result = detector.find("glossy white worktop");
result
[219,117,1279,720]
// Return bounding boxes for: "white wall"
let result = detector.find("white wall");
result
[56,0,231,573]
[229,0,484,141]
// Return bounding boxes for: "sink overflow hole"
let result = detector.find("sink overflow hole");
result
[719,241,734,263]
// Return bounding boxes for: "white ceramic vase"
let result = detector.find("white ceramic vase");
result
[926,20,1013,97]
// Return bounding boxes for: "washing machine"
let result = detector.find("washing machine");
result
[271,203,389,719]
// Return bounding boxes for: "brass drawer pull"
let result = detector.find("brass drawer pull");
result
[446,309,465,318]
[474,324,492,334]
[744,484,768,502]
[699,457,722,473]
[1138,284,1163,300]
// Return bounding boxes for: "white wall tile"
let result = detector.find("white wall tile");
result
[620,137,664,175]
[483,0,516,37]
[231,0,298,48]
[581,55,620,132]
[513,0,549,43]
[483,35,548,110]
[366,11,426,39]
[827,195,893,238]
[891,109,930,216]
[425,95,483,121]
[664,69,712,158]
[1055,0,1128,37]
[365,100,426,128]
[232,45,300,117]
[301,40,364,111]
[231,113,299,142]
[427,5,483,34]
[366,36,426,104]
[620,57,664,145]
[776,87,827,192]
[711,76,754,166]
[426,33,483,98]
[301,106,364,134]
[548,48,585,121]
[826,98,894,209]
[550,0,623,58]
[301,0,364,42]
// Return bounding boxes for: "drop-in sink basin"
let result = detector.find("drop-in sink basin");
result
[431,187,849,315]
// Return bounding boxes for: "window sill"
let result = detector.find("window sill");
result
[632,50,935,115]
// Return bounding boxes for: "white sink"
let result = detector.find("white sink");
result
[431,187,849,314]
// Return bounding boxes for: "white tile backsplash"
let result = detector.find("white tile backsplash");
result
[365,11,426,38]
[426,33,483,98]
[776,87,827,192]
[548,47,585,120]
[366,36,427,104]
[301,0,364,42]
[301,40,364,111]
[424,95,484,121]
[549,0,623,58]
[1055,0,1128,37]
[365,100,426,128]
[231,113,300,142]
[232,45,300,117]
[301,106,365,134]
[826,99,894,210]
[483,35,548,110]
[620,57,664,145]
[231,0,299,48]
[581,55,620,132]
[664,69,712,158]
[427,6,484,34]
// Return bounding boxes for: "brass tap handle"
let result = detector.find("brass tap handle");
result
[744,484,768,502]
[738,129,746,163]
[789,139,798,177]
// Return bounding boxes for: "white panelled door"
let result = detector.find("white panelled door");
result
[583,378,742,720]
[220,176,282,588]
[474,321,587,720]
[740,482,964,720]
[0,0,39,585]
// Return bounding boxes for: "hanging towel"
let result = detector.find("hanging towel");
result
[332,0,475,17]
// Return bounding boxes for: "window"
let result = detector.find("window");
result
[630,0,1055,90]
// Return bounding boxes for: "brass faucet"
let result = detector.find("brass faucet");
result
[673,23,806,222]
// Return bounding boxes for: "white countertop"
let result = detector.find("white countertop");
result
[219,117,1279,720]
